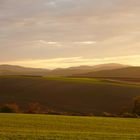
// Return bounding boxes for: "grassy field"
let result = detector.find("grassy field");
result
[0,76,140,115]
[0,113,140,140]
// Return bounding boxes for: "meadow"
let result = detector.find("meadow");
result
[0,113,140,140]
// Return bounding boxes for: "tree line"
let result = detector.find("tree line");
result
[0,96,140,118]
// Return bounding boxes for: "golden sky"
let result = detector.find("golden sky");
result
[0,0,140,68]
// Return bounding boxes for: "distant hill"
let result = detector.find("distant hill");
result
[49,63,129,76]
[0,65,50,76]
[0,63,128,76]
[73,67,140,78]
[0,76,140,115]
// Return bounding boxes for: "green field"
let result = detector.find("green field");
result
[0,113,140,140]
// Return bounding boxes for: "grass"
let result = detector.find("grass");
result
[0,113,140,140]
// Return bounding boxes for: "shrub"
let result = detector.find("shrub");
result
[0,103,19,113]
[103,112,117,117]
[120,112,136,118]
[26,102,41,114]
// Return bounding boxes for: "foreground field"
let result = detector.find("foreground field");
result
[0,113,140,140]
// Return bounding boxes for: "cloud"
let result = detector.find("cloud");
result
[74,41,97,45]
[29,40,97,49]
[36,40,60,45]
[0,0,140,65]
[45,1,57,7]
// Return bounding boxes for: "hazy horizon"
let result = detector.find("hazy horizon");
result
[0,62,135,70]
[0,0,140,69]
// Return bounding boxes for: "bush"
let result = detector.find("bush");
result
[120,112,136,118]
[26,102,41,114]
[0,103,19,113]
[103,112,118,117]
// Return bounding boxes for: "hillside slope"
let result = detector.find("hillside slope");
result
[0,76,140,115]
[73,67,140,78]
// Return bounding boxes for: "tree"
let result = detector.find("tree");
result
[26,102,41,114]
[133,96,140,116]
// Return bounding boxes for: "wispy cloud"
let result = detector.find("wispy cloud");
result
[29,40,97,49]
[36,40,60,45]
[74,41,97,45]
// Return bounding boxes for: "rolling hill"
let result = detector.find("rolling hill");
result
[0,63,129,76]
[73,67,140,78]
[48,63,129,76]
[0,76,140,115]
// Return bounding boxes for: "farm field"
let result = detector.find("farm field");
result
[0,113,140,140]
[0,76,140,115]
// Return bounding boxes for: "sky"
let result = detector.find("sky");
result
[0,0,140,69]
